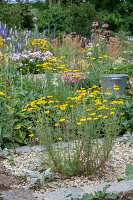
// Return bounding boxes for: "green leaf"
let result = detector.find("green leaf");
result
[103,184,111,194]
[15,135,24,144]
[47,182,58,189]
[118,176,133,182]
[108,193,117,199]
[126,164,133,176]
[81,193,94,200]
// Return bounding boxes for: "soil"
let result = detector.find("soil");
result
[115,193,133,200]
[0,158,36,200]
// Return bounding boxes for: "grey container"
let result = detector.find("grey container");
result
[101,74,128,95]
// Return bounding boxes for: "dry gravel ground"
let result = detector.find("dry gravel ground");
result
[2,140,133,193]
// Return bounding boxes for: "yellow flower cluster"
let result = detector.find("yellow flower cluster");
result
[19,85,124,135]
[27,38,50,52]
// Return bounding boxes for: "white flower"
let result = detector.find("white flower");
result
[86,52,92,56]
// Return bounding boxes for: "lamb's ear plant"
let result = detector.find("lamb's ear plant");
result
[22,168,60,189]
[123,131,133,148]
[79,184,116,200]
[118,164,133,182]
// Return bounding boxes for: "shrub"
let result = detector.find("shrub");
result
[37,3,101,37]
[34,86,122,176]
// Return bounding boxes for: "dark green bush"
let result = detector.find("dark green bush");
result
[37,4,71,37]
[37,2,100,37]
[69,2,99,37]
[0,3,34,29]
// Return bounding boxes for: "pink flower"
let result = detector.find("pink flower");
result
[92,21,99,27]
[102,23,109,28]
[82,76,87,80]
[72,79,77,83]
[104,30,110,33]
[19,63,23,67]
[76,74,80,79]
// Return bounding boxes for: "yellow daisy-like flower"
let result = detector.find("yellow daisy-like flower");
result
[47,96,53,98]
[21,109,27,112]
[105,92,112,95]
[98,115,102,117]
[87,117,92,120]
[58,137,62,141]
[37,120,40,123]
[103,116,107,119]
[120,113,125,116]
[55,124,59,126]
[110,112,115,115]
[45,111,50,114]
[16,125,21,130]
[60,105,66,110]
[29,134,34,138]
[59,118,65,122]
[0,92,5,95]
[77,122,81,125]
[114,88,119,91]
[8,107,12,110]
[27,126,32,130]
[80,118,86,122]
[89,113,96,116]
[93,118,98,120]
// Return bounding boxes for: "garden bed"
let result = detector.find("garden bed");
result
[2,140,133,193]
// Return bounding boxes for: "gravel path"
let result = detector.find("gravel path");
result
[2,139,133,193]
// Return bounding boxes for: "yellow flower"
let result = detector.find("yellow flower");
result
[77,122,81,125]
[70,105,74,108]
[103,100,108,103]
[0,92,5,95]
[94,117,98,120]
[58,137,62,141]
[8,107,12,110]
[113,68,117,70]
[98,115,102,117]
[103,116,107,119]
[29,134,34,138]
[59,118,65,122]
[110,112,115,115]
[47,96,53,98]
[45,111,50,114]
[87,117,92,120]
[114,88,119,91]
[55,124,59,126]
[37,120,40,123]
[86,109,93,111]
[89,113,96,116]
[16,125,21,129]
[105,92,112,95]
[80,118,86,122]
[27,126,32,130]
[60,105,66,110]
[120,113,125,115]
[21,109,27,112]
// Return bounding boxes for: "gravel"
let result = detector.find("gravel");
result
[2,139,133,193]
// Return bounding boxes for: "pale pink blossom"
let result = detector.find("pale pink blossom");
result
[92,21,99,27]
[102,23,109,28]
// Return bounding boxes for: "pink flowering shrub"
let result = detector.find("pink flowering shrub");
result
[61,73,88,90]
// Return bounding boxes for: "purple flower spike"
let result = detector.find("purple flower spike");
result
[92,21,99,26]
[50,33,54,41]
[15,45,18,54]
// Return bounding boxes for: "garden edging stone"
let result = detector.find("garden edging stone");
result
[41,180,133,200]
